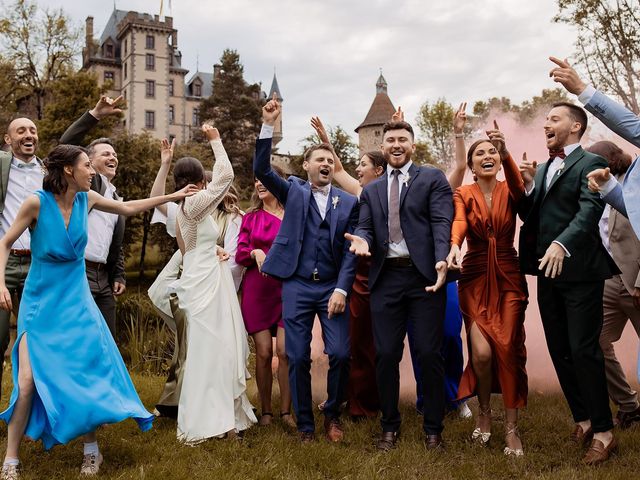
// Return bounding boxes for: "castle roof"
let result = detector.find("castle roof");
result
[99,9,128,45]
[268,72,283,101]
[186,71,214,98]
[355,92,395,133]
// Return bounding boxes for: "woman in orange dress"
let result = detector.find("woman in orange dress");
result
[447,122,528,456]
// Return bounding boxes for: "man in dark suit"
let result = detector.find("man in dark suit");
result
[347,120,453,450]
[60,96,126,337]
[254,97,358,443]
[519,102,618,465]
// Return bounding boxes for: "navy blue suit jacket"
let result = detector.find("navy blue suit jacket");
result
[355,163,453,290]
[253,137,359,293]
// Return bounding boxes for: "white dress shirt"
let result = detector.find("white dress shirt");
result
[151,202,179,238]
[0,157,44,250]
[598,204,613,256]
[386,161,412,258]
[85,175,119,264]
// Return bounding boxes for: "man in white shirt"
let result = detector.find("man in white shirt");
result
[0,117,43,397]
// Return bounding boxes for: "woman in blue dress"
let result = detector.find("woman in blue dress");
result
[0,145,196,479]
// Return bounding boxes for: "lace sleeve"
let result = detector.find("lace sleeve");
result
[181,139,234,222]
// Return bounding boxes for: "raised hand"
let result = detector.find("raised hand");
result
[262,92,281,126]
[486,119,507,155]
[391,106,404,122]
[345,233,370,257]
[160,138,176,166]
[201,124,220,141]
[453,102,467,134]
[310,116,331,144]
[446,244,462,270]
[519,152,537,188]
[549,56,587,95]
[586,167,611,192]
[425,261,448,293]
[90,95,124,120]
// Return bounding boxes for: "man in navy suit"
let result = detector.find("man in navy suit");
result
[347,120,453,450]
[253,97,358,443]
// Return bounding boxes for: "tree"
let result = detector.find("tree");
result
[0,0,80,120]
[37,70,121,154]
[301,124,359,176]
[518,88,569,122]
[473,97,517,119]
[554,0,640,113]
[198,49,264,198]
[0,57,22,135]
[416,98,456,167]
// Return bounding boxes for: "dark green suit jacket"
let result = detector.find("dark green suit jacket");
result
[519,146,618,281]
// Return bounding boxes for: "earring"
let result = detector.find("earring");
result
[471,169,477,182]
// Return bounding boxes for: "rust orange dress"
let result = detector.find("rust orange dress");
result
[452,153,528,409]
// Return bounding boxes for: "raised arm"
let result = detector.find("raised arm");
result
[149,137,175,216]
[448,102,468,190]
[181,126,235,222]
[311,116,361,196]
[88,184,197,217]
[0,195,40,311]
[486,121,524,201]
[60,95,124,145]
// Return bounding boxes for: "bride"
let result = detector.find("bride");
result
[174,124,256,443]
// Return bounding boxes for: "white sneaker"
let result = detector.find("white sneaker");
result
[458,402,472,419]
[1,464,19,480]
[80,453,103,476]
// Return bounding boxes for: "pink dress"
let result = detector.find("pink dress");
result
[236,209,284,334]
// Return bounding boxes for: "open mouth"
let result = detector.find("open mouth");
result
[481,161,495,171]
[319,167,330,176]
[391,150,404,159]
[21,140,34,149]
[545,131,556,142]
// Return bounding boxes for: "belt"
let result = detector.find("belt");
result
[10,249,31,257]
[385,257,413,268]
[85,260,106,270]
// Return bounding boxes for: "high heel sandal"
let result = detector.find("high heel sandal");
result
[258,412,273,426]
[471,405,492,446]
[280,411,297,429]
[503,422,524,457]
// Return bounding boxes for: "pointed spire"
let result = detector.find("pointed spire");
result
[376,68,388,95]
[269,69,283,101]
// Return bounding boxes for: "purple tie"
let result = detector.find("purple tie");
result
[389,170,403,244]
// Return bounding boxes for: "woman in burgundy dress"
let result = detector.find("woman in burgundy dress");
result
[236,165,294,428]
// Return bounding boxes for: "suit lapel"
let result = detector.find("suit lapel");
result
[329,188,338,242]
[376,176,389,218]
[400,164,420,208]
[533,161,551,207]
[543,147,584,203]
[302,181,311,224]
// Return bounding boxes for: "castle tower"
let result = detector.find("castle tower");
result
[268,71,283,148]
[355,72,396,156]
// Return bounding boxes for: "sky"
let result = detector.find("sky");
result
[37,0,580,154]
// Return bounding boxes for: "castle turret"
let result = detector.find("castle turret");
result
[355,71,396,156]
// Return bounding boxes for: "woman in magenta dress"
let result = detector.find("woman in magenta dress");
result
[236,165,294,428]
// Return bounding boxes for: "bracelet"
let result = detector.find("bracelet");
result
[454,133,464,138]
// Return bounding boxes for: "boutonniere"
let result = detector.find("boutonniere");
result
[556,162,565,176]
[401,174,411,187]
[332,195,340,209]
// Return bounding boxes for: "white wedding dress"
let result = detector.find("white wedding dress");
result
[175,139,256,444]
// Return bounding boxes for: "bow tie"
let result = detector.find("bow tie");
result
[548,149,566,160]
[311,184,330,196]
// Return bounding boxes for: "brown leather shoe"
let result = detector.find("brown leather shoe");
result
[299,431,315,443]
[616,406,640,429]
[570,424,593,445]
[324,417,344,443]
[425,434,445,450]
[376,431,399,452]
[583,436,618,465]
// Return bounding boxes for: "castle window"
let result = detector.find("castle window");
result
[145,111,155,129]
[146,54,155,71]
[169,105,175,125]
[192,107,199,126]
[146,80,155,98]
[124,63,127,79]
[146,35,155,50]
[124,39,128,55]
[105,43,114,58]
[168,79,174,96]
[194,82,202,97]
[375,130,381,137]
[104,71,114,83]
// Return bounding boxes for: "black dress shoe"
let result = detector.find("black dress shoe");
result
[425,434,445,450]
[616,406,640,429]
[376,431,399,451]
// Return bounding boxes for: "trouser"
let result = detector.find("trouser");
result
[538,277,613,433]
[86,262,116,338]
[601,275,640,412]
[282,276,350,433]
[370,263,446,435]
[0,253,31,399]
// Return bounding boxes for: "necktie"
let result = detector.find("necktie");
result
[311,184,330,196]
[389,169,403,244]
[548,149,566,160]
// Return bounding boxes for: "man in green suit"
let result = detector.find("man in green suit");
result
[519,102,618,465]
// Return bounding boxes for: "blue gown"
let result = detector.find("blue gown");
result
[0,190,153,449]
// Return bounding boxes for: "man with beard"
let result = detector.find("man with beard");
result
[347,120,453,451]
[519,102,618,465]
[253,95,358,443]
[0,118,42,397]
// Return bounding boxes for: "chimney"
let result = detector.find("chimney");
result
[171,30,178,47]
[85,16,94,51]
[213,63,222,79]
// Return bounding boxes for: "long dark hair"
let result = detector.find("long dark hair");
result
[173,156,205,191]
[247,164,285,213]
[363,150,386,172]
[43,144,88,194]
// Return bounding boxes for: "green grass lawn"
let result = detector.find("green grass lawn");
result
[1,371,639,479]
